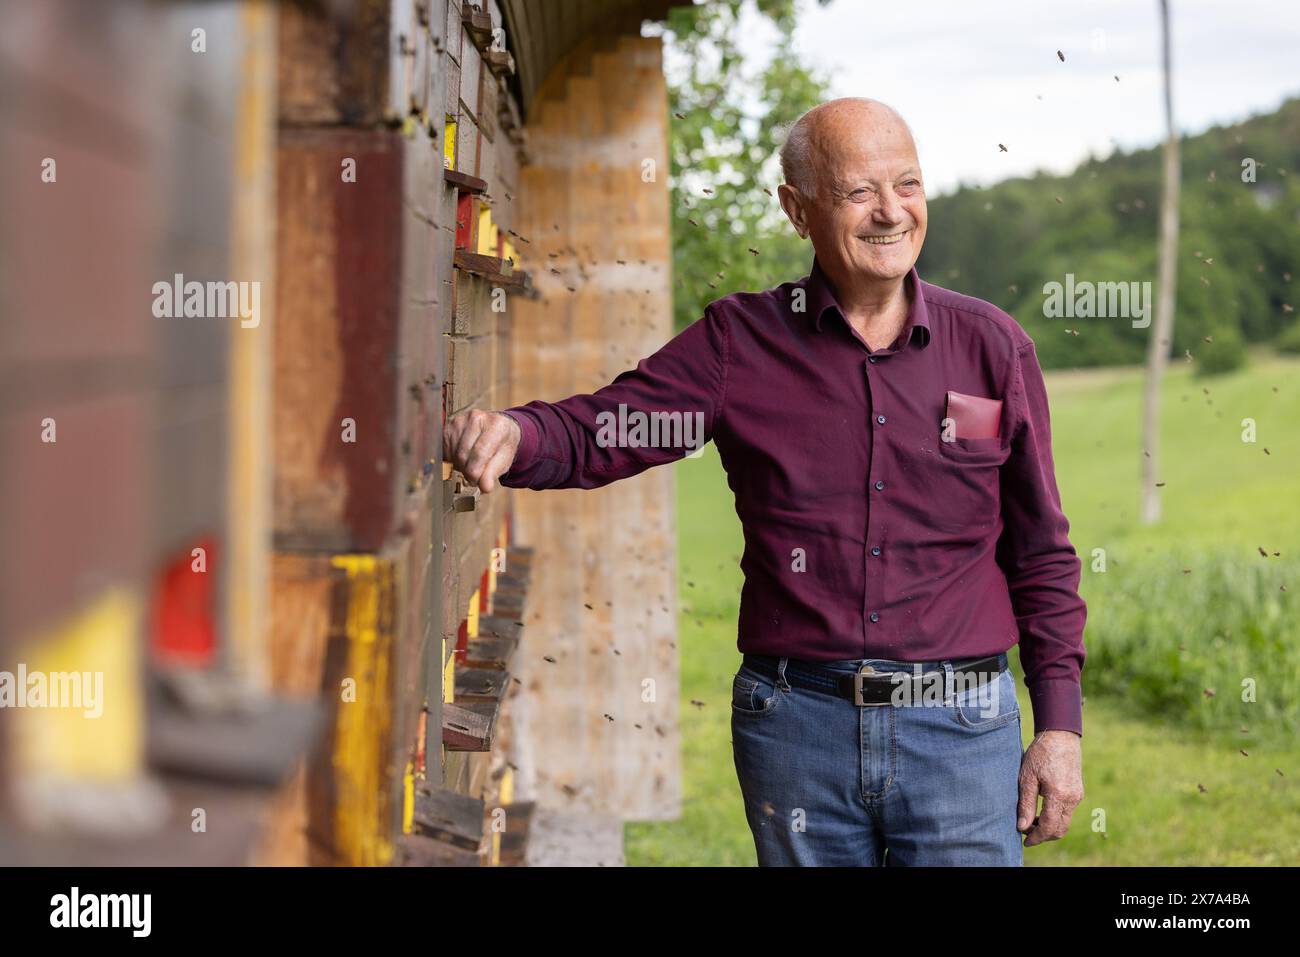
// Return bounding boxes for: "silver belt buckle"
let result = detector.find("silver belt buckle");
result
[854,664,892,707]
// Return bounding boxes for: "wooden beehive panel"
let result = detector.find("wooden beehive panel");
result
[507,35,680,820]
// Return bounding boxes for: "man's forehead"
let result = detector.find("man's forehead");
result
[820,145,921,186]
[809,117,917,172]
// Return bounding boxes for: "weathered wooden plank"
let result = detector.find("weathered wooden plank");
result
[496,800,535,866]
[451,270,496,336]
[273,128,403,552]
[507,35,680,820]
[456,109,481,176]
[276,0,416,127]
[263,550,409,866]
[446,332,494,414]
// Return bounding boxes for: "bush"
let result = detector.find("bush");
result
[1079,549,1300,740]
[1193,325,1247,377]
[1275,316,1300,354]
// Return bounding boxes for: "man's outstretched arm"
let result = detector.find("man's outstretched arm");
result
[442,305,728,493]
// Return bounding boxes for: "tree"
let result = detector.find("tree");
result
[660,0,831,333]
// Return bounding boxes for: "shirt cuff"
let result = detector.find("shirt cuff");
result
[500,408,540,474]
[1027,678,1083,737]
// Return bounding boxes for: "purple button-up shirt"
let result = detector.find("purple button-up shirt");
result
[501,256,1087,736]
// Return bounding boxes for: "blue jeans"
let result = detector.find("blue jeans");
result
[730,653,1025,866]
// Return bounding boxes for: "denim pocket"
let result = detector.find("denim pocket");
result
[732,667,781,717]
[951,667,1019,730]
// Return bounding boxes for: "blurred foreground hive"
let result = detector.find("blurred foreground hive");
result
[0,0,686,866]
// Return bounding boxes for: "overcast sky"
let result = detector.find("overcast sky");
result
[732,0,1300,196]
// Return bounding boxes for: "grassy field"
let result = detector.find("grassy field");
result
[625,351,1300,866]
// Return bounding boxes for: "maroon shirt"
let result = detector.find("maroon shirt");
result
[501,255,1087,736]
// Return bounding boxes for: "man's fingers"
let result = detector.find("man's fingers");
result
[443,410,474,462]
[1023,793,1076,846]
[441,416,457,461]
[452,414,486,471]
[445,410,520,491]
[1037,793,1076,840]
[476,443,517,493]
[463,432,505,489]
[1016,771,1039,832]
[460,414,519,491]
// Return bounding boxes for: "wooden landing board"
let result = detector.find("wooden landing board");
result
[477,614,523,640]
[146,685,323,788]
[453,665,508,703]
[410,786,484,850]
[442,700,498,752]
[465,634,519,670]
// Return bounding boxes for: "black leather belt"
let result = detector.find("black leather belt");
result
[742,652,1008,707]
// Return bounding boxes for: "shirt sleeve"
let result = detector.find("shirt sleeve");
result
[996,340,1088,737]
[497,305,728,490]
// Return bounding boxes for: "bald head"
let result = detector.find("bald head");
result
[780,98,917,199]
[776,97,927,290]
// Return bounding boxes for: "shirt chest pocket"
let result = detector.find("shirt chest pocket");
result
[907,437,1011,533]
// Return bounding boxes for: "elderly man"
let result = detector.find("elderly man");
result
[444,97,1086,866]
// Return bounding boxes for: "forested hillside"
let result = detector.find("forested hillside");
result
[918,97,1300,372]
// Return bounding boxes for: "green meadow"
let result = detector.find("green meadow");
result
[626,350,1300,866]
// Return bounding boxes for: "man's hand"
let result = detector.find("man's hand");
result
[1017,729,1083,847]
[443,409,521,493]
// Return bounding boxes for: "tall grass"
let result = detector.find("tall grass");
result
[1079,548,1299,740]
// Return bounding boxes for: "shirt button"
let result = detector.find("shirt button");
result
[868,356,878,364]
[869,612,880,623]
[876,414,886,425]
[871,546,881,556]
[874,480,885,491]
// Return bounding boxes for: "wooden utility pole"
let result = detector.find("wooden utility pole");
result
[1142,0,1180,524]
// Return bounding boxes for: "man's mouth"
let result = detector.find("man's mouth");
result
[861,229,910,246]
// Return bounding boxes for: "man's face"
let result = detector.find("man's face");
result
[789,117,927,285]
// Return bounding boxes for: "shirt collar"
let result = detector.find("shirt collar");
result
[805,254,932,350]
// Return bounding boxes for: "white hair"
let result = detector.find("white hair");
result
[780,119,818,198]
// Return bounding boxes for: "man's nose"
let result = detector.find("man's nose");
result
[874,189,904,224]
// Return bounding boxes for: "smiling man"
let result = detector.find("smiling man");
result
[443,97,1086,866]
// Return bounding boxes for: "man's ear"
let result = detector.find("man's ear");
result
[777,183,810,240]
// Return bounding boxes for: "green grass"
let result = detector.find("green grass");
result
[625,351,1300,866]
